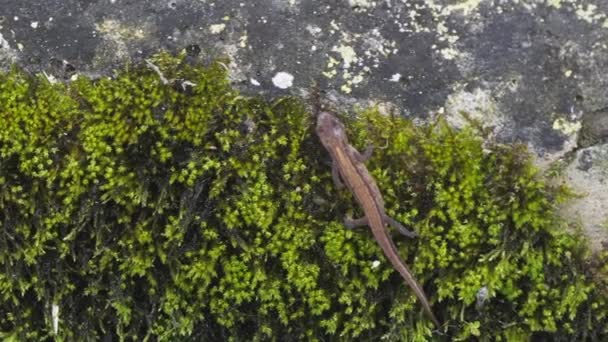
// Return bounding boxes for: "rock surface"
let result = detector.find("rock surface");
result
[1,0,607,249]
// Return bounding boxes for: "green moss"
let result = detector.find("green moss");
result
[0,52,607,341]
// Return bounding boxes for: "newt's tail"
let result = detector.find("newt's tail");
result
[392,252,440,327]
[374,228,440,327]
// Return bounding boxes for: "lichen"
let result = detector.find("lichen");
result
[0,52,607,341]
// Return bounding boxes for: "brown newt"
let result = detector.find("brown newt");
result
[316,111,439,327]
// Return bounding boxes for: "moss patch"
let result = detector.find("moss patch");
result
[0,52,607,341]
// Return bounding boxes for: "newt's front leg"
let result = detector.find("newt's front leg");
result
[344,216,368,229]
[359,144,374,162]
[332,162,345,189]
[350,144,374,163]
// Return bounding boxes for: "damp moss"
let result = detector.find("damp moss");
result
[0,52,607,341]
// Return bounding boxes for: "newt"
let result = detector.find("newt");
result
[316,110,440,327]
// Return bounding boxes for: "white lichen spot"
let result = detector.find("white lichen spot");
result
[327,56,340,68]
[444,0,482,16]
[351,75,364,84]
[340,83,352,94]
[17,43,24,51]
[440,47,460,60]
[389,73,402,82]
[575,4,604,24]
[330,19,340,32]
[239,33,248,48]
[323,57,339,79]
[327,56,339,68]
[332,44,358,68]
[438,22,459,45]
[181,81,197,90]
[0,33,19,63]
[209,23,226,34]
[553,118,582,135]
[250,78,260,86]
[322,69,337,78]
[272,72,294,89]
[349,0,373,8]
[51,303,59,335]
[476,286,489,309]
[43,72,58,84]
[30,21,39,29]
[306,24,322,37]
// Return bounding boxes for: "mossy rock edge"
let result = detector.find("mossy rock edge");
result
[0,52,606,341]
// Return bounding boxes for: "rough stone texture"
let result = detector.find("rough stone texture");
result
[561,143,608,252]
[1,0,607,249]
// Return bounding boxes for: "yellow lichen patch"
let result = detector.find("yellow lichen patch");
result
[95,19,147,40]
[209,23,226,34]
[443,0,483,16]
[553,118,582,135]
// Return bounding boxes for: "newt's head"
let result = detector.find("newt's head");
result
[316,111,348,147]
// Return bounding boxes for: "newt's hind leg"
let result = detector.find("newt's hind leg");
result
[384,215,417,238]
[343,216,368,229]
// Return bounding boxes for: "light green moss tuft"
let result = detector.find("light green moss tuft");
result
[0,52,606,341]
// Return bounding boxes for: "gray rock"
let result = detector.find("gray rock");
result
[561,143,608,252]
